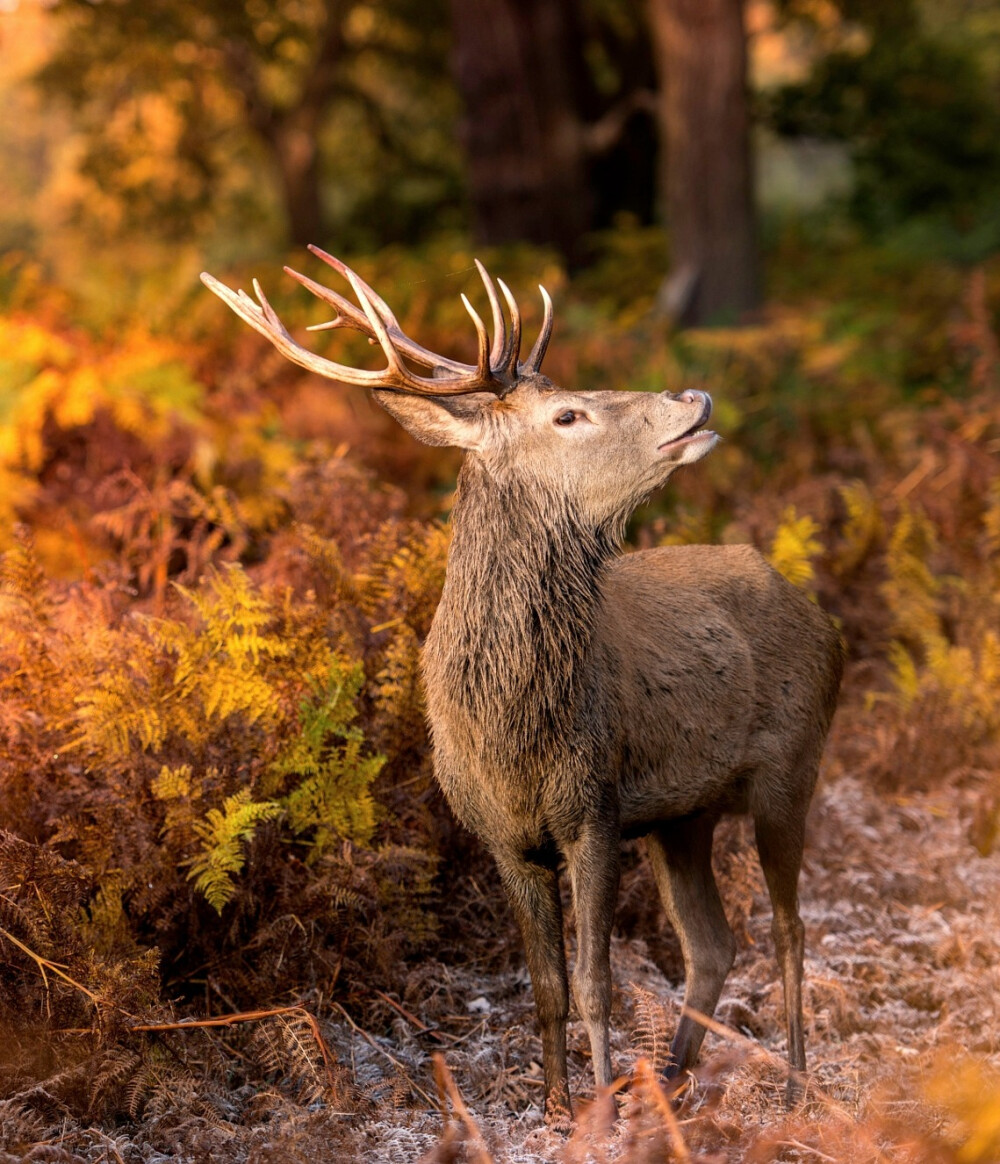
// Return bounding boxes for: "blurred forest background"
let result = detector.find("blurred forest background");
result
[2,0,1000,1160]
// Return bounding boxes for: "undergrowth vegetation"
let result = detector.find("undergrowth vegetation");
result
[1,234,999,1160]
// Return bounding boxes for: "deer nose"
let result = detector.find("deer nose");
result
[676,389,707,406]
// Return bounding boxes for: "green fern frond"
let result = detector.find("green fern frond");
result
[283,739,383,858]
[188,789,281,912]
[266,662,366,790]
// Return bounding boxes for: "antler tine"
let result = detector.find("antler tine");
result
[524,284,554,373]
[460,293,492,381]
[474,260,506,368]
[345,269,502,397]
[308,245,398,329]
[202,272,402,388]
[497,278,521,378]
[252,279,285,331]
[284,265,470,374]
[345,270,411,388]
[284,265,370,334]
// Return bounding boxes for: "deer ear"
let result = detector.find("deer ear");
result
[372,389,488,450]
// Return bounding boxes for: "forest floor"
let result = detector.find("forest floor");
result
[331,762,1000,1162]
[5,730,998,1162]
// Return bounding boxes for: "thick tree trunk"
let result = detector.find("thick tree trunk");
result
[449,0,593,262]
[223,0,345,248]
[649,0,760,325]
[273,115,324,248]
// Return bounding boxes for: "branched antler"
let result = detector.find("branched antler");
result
[201,248,554,397]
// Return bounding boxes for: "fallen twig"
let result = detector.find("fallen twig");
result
[0,924,130,1018]
[333,1001,438,1109]
[777,1138,840,1163]
[130,1005,340,1097]
[370,986,450,1043]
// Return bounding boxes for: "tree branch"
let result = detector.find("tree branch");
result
[582,88,657,156]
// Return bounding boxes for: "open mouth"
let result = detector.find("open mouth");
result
[657,399,715,453]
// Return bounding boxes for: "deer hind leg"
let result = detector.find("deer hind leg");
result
[645,813,736,1081]
[564,825,621,1091]
[754,801,809,1106]
[496,853,571,1119]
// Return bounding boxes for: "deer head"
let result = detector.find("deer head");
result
[201,249,718,528]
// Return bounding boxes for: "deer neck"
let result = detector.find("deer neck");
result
[425,458,620,759]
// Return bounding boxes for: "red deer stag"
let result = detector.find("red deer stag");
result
[202,251,843,1118]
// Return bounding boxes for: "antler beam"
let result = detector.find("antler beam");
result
[200,251,553,397]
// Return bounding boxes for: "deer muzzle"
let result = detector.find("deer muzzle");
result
[657,390,715,455]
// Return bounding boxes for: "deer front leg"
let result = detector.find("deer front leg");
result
[565,825,621,1090]
[495,852,571,1119]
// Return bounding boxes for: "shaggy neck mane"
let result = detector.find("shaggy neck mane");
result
[430,457,622,761]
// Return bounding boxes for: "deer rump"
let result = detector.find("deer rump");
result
[202,252,844,1120]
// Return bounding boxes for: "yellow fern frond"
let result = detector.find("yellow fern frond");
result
[835,480,883,576]
[72,673,165,759]
[373,624,425,754]
[886,641,921,709]
[768,506,822,593]
[883,505,942,650]
[363,521,449,632]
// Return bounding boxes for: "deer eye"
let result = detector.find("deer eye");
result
[554,410,578,426]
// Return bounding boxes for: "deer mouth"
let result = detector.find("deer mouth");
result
[657,401,715,454]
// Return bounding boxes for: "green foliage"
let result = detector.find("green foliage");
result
[188,790,282,912]
[34,0,459,247]
[768,13,1000,252]
[274,669,384,857]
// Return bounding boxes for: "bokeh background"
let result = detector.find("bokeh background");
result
[1,1,1000,1160]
